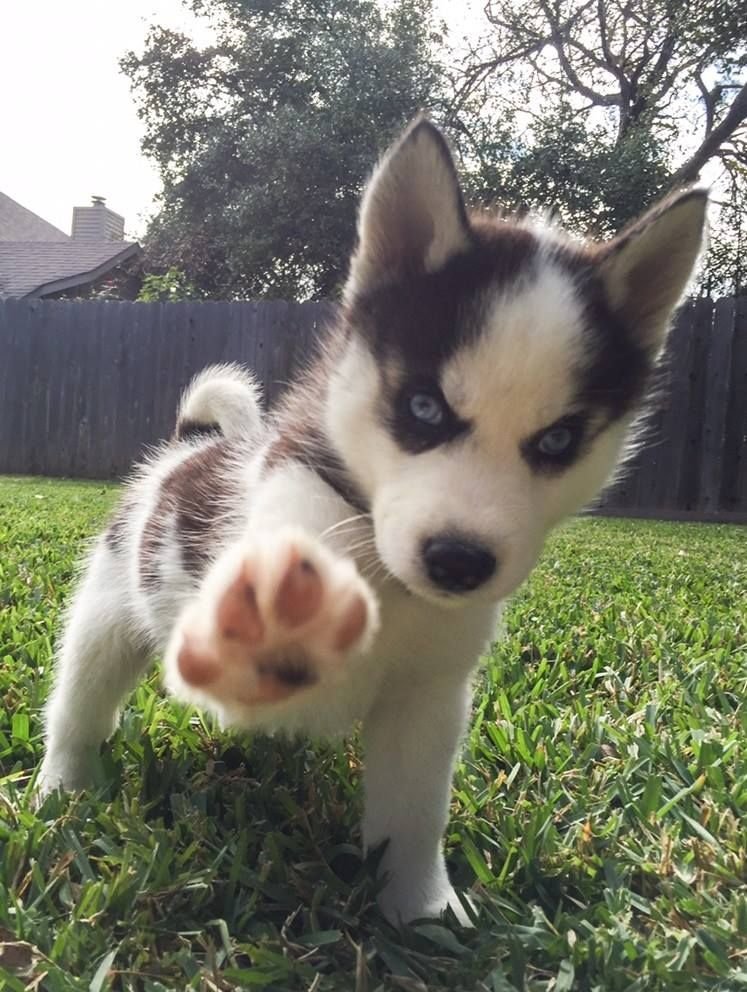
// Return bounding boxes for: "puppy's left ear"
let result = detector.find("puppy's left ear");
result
[599,189,708,355]
[346,118,471,298]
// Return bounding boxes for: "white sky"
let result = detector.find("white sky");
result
[0,1,214,240]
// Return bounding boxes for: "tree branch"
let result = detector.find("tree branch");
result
[669,81,747,187]
[596,0,615,69]
[536,0,619,106]
[696,73,718,136]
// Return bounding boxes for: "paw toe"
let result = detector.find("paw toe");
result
[274,553,323,627]
[177,638,221,687]
[334,593,369,651]
[216,571,264,643]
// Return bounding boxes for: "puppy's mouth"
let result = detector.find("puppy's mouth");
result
[404,580,490,607]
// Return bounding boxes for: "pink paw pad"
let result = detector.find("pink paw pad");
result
[216,567,264,643]
[274,555,323,627]
[169,532,376,708]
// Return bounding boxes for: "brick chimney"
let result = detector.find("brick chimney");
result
[71,196,125,241]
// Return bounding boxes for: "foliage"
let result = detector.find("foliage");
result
[704,166,747,296]
[459,102,671,237]
[454,0,747,282]
[123,0,445,300]
[1,476,746,989]
[137,267,202,302]
[125,0,747,299]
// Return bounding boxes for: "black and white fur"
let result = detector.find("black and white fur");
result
[38,120,707,924]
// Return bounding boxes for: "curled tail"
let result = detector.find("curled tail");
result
[175,364,263,441]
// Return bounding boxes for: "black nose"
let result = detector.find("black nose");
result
[422,536,496,593]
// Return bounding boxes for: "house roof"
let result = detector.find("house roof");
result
[0,192,70,242]
[0,241,142,298]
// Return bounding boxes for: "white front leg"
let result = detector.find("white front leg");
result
[160,461,379,727]
[362,675,473,924]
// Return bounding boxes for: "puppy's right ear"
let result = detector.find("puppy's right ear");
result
[345,119,471,298]
[598,189,708,356]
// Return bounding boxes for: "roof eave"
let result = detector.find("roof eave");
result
[25,243,143,298]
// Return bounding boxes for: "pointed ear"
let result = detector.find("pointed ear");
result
[599,189,708,355]
[345,119,472,298]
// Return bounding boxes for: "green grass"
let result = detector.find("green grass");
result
[0,476,745,991]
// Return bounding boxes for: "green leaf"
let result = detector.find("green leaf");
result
[296,930,342,947]
[11,713,29,742]
[413,924,469,956]
[89,947,118,992]
[555,959,575,992]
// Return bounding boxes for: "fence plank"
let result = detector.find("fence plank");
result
[15,301,35,475]
[719,296,747,514]
[651,306,696,510]
[96,301,120,476]
[698,298,735,514]
[675,299,714,511]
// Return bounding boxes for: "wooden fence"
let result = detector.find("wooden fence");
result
[0,299,333,480]
[595,295,746,522]
[0,297,744,522]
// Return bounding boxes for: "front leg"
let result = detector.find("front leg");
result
[362,675,473,924]
[163,464,379,721]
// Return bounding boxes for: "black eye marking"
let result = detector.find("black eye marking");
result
[522,414,588,472]
[390,380,470,454]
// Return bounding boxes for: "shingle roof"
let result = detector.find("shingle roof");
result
[0,241,142,298]
[0,192,70,242]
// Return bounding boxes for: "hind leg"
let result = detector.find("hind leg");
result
[37,541,151,795]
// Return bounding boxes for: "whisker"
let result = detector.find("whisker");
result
[321,513,373,539]
[360,557,394,584]
[340,537,379,554]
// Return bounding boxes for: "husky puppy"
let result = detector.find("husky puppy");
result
[38,120,706,924]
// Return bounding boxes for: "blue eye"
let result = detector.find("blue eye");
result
[396,383,468,453]
[537,426,573,455]
[523,415,586,471]
[409,392,444,426]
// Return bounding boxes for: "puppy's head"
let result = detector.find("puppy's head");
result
[326,119,707,605]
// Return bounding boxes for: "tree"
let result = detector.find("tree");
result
[451,0,747,287]
[123,0,445,300]
[456,99,671,236]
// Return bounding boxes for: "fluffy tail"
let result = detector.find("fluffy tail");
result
[175,364,263,441]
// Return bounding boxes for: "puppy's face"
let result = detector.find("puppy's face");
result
[326,121,706,605]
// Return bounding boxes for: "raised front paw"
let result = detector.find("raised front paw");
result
[164,528,378,711]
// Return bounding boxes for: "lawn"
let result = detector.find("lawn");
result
[0,476,745,991]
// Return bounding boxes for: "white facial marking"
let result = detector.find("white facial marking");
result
[442,260,587,430]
